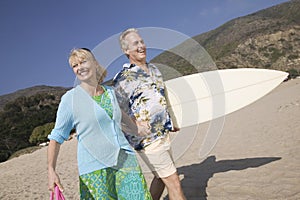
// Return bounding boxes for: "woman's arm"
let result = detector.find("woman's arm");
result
[47,140,64,192]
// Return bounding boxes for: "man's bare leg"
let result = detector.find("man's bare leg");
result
[161,172,186,200]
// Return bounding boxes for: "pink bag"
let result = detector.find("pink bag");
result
[50,186,65,200]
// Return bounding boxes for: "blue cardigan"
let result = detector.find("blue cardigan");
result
[48,85,134,175]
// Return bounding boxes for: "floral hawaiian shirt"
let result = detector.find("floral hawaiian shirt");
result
[113,63,173,150]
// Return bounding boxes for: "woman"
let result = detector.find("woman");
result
[47,48,152,199]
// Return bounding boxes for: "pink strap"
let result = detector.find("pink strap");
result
[50,186,65,200]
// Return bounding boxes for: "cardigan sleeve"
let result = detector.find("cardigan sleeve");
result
[48,91,74,144]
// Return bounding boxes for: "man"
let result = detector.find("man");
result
[113,28,186,200]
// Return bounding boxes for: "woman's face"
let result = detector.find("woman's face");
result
[71,57,97,83]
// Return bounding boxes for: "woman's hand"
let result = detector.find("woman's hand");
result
[48,169,64,193]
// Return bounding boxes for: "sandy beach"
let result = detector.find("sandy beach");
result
[0,78,299,200]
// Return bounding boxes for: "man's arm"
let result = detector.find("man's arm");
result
[164,85,180,131]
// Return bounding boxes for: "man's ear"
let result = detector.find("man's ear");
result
[124,49,130,56]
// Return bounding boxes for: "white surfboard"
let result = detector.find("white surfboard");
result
[165,68,288,128]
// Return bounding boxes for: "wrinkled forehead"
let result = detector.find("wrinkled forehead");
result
[125,32,143,43]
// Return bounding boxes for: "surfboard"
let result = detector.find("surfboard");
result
[164,68,288,128]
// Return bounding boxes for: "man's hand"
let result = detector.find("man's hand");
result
[171,126,180,132]
[136,121,151,136]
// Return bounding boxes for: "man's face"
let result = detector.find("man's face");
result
[124,32,146,64]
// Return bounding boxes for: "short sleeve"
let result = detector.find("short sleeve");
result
[113,71,132,115]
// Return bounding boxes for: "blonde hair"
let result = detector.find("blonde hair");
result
[68,48,107,84]
[119,28,138,54]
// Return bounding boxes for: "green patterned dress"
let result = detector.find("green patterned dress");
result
[79,86,152,200]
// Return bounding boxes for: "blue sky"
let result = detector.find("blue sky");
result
[0,0,289,95]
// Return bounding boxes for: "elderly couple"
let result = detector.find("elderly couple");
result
[47,28,187,200]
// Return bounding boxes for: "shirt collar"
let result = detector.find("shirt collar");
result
[123,62,149,69]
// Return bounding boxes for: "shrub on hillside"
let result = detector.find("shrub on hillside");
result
[29,122,55,145]
[287,68,300,79]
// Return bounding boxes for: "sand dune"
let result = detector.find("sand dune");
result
[0,78,299,200]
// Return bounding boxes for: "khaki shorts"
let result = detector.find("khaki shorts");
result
[137,135,176,178]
